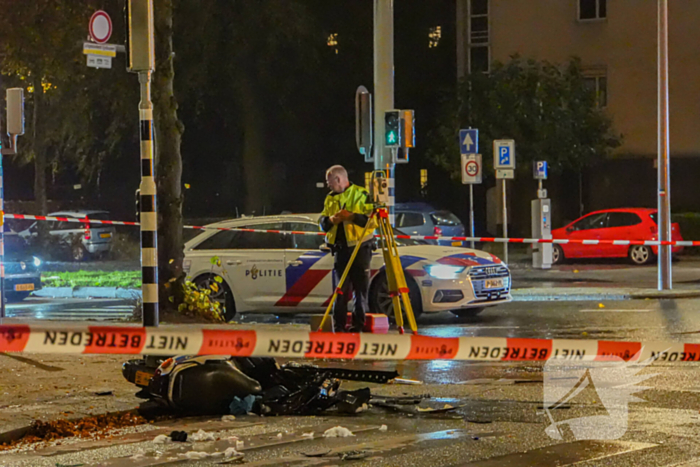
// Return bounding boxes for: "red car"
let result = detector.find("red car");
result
[551,208,683,265]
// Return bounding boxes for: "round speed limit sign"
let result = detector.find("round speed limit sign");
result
[466,160,479,177]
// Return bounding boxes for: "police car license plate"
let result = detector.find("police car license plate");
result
[484,279,503,289]
[100,233,112,238]
[14,283,34,292]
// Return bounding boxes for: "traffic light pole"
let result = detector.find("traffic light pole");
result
[373,0,395,225]
[657,0,672,290]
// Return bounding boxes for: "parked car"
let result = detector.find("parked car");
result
[394,202,465,246]
[551,208,683,265]
[183,214,511,321]
[18,210,116,261]
[3,234,42,301]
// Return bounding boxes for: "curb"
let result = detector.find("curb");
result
[33,287,141,300]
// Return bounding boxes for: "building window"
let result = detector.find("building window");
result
[470,46,489,74]
[579,0,606,20]
[327,33,338,54]
[468,0,489,73]
[584,75,607,107]
[429,26,442,48]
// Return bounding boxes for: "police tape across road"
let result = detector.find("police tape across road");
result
[0,325,699,363]
[5,213,699,248]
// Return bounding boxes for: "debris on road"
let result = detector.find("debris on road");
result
[379,425,388,432]
[301,432,315,439]
[221,415,236,422]
[323,426,355,438]
[153,434,171,444]
[169,430,188,442]
[0,411,148,451]
[190,429,216,442]
[391,377,424,385]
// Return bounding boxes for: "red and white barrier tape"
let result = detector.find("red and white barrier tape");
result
[5,213,698,247]
[0,325,697,362]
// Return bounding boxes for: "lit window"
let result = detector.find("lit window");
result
[579,0,606,20]
[327,33,338,54]
[420,169,428,190]
[429,26,442,48]
[584,75,607,107]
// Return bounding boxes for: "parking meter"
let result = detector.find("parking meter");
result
[532,161,551,269]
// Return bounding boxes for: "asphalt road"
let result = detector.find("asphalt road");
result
[2,297,135,320]
[3,295,700,465]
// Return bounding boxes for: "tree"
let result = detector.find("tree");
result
[427,57,621,180]
[153,0,185,309]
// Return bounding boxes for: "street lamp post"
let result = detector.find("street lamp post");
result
[657,0,672,290]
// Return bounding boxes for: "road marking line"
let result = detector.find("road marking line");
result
[579,309,651,313]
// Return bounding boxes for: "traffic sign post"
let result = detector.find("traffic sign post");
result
[461,152,481,249]
[460,128,478,154]
[493,140,516,264]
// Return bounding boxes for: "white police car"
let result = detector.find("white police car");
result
[183,214,511,320]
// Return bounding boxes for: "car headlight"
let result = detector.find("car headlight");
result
[33,256,42,267]
[423,264,465,280]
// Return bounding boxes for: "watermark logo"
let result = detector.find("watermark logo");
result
[542,352,656,440]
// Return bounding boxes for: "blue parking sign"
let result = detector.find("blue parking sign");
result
[459,129,478,154]
[493,140,515,169]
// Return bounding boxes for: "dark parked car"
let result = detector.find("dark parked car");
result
[3,234,42,301]
[394,202,465,246]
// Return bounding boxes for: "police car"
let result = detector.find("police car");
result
[183,214,511,321]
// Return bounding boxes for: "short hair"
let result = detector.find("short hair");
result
[326,165,348,180]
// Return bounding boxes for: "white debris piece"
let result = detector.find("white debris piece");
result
[221,415,236,422]
[379,425,388,432]
[130,453,146,460]
[276,433,283,439]
[183,451,210,460]
[301,432,314,439]
[190,429,216,442]
[236,440,245,450]
[224,447,244,459]
[355,403,369,413]
[323,426,355,438]
[153,434,171,444]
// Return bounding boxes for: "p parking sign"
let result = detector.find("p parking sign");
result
[493,140,515,169]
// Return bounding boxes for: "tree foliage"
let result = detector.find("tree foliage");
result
[427,57,621,181]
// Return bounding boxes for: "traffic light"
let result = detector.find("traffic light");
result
[384,110,401,148]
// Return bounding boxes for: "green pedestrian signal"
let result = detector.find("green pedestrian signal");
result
[384,110,401,148]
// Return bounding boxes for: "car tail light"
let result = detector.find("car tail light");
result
[433,226,443,237]
[84,228,91,240]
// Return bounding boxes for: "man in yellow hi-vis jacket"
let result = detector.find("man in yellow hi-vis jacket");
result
[319,165,376,333]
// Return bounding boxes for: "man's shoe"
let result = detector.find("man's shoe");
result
[348,326,363,333]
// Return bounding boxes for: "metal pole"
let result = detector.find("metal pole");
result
[469,183,475,249]
[374,0,395,225]
[138,71,159,326]
[502,179,508,264]
[658,0,672,290]
[0,152,4,321]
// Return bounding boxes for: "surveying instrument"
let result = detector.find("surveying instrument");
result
[317,171,419,335]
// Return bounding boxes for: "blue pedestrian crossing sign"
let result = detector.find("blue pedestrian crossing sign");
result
[459,129,478,154]
[493,139,516,169]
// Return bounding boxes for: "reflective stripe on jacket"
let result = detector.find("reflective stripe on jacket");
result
[320,184,376,246]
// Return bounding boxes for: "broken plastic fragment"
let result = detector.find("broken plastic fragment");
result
[379,425,388,432]
[130,453,146,460]
[190,429,216,442]
[183,451,210,459]
[323,426,355,438]
[276,433,283,439]
[236,440,245,450]
[221,415,236,422]
[224,447,244,459]
[153,434,171,444]
[391,377,424,385]
[301,432,314,439]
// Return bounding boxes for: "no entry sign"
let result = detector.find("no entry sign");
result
[89,10,112,44]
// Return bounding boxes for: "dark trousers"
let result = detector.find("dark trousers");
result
[332,241,372,332]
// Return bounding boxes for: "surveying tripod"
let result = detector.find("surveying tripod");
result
[317,171,418,335]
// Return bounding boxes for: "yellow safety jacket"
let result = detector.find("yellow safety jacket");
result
[321,184,376,246]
